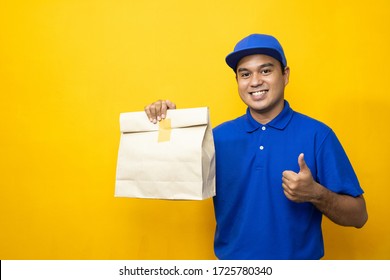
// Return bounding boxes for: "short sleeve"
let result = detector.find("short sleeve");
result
[316,130,363,197]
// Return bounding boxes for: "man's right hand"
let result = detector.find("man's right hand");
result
[144,100,176,124]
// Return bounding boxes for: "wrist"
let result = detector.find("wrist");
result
[310,182,327,204]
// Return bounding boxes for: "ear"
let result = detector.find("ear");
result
[283,66,290,86]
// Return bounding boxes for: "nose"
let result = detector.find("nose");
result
[250,73,263,87]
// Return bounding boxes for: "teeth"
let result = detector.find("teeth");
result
[251,90,267,96]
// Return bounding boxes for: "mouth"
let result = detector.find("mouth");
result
[250,90,268,97]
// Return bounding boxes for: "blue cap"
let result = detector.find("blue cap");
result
[225,34,287,71]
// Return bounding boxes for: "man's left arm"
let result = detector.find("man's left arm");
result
[282,153,368,228]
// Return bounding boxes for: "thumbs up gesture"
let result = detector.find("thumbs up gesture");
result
[282,153,320,203]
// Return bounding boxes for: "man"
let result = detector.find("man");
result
[144,34,368,259]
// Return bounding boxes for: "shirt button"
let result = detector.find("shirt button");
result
[259,146,264,150]
[262,126,266,131]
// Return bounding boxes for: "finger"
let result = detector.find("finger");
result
[165,100,176,110]
[154,100,163,121]
[160,100,176,119]
[145,101,161,123]
[282,170,297,181]
[298,153,308,172]
[282,185,294,200]
[282,181,290,192]
[283,190,299,202]
[144,104,155,123]
[282,176,297,192]
[160,100,168,119]
[282,176,291,187]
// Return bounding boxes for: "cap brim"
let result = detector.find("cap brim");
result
[225,48,285,71]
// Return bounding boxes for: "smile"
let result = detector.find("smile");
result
[250,90,268,96]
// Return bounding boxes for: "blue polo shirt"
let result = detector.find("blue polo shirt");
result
[212,100,363,260]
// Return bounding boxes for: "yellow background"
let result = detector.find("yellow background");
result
[1,0,389,260]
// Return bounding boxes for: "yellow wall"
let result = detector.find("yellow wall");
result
[1,0,389,259]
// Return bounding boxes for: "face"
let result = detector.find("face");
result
[236,54,290,124]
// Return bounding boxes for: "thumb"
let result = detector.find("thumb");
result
[165,100,176,110]
[298,153,309,173]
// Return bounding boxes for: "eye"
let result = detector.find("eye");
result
[261,68,272,75]
[240,72,251,78]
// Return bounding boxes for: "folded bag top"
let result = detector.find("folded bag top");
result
[120,107,210,133]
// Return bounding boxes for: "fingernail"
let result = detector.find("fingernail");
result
[161,114,165,119]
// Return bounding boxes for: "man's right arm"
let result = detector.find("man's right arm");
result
[144,100,176,123]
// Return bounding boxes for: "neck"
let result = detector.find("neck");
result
[249,101,285,125]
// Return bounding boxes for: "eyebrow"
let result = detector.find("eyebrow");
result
[237,62,275,73]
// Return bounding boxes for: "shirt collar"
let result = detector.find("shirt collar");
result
[244,100,294,132]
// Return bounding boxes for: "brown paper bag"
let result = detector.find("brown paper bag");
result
[115,107,215,200]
